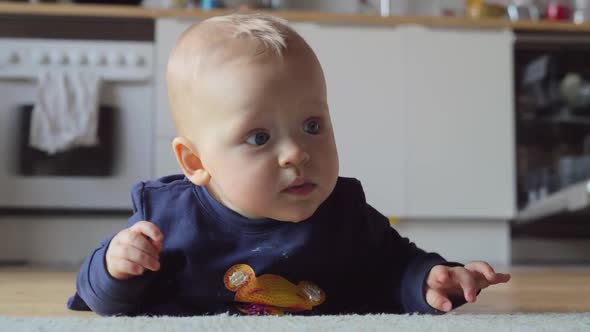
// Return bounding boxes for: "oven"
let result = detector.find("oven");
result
[0,15,155,211]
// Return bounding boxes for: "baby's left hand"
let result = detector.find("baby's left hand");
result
[425,261,511,312]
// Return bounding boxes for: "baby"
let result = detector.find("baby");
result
[68,13,509,316]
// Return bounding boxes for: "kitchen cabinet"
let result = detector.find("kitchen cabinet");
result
[293,23,516,219]
[404,26,516,219]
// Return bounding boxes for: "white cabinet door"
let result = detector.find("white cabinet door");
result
[404,26,516,219]
[291,23,406,217]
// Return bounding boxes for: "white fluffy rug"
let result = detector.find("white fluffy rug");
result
[2,313,590,332]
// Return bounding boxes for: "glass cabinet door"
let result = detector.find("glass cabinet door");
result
[515,32,590,211]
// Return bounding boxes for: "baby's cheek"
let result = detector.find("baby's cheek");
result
[315,149,339,180]
[314,137,338,163]
[226,170,275,207]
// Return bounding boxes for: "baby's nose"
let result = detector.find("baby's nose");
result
[278,142,309,168]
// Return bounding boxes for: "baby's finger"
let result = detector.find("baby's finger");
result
[129,221,164,245]
[425,288,453,312]
[492,273,511,284]
[473,271,491,290]
[465,261,496,279]
[465,261,512,285]
[120,229,161,257]
[110,243,160,272]
[426,265,453,289]
[450,268,478,303]
[108,257,145,279]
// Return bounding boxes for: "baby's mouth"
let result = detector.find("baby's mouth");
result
[282,181,316,196]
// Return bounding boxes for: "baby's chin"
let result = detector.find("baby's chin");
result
[236,205,316,222]
[274,216,311,223]
[238,192,332,222]
[270,207,319,223]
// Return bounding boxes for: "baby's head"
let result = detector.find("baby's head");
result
[167,14,339,222]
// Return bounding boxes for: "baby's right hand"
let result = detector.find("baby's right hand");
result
[105,221,164,280]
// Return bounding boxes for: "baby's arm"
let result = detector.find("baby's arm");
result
[70,181,166,316]
[364,203,510,313]
[362,204,451,313]
[73,219,163,316]
[363,202,502,314]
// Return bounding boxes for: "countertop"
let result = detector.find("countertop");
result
[2,2,590,32]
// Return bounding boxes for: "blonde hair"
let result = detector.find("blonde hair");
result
[205,13,290,57]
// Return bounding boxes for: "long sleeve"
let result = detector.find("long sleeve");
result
[67,182,158,316]
[68,235,154,315]
[363,204,465,314]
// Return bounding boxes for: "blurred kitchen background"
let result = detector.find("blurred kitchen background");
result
[1,0,590,269]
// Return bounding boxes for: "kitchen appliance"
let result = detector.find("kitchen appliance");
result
[17,104,115,176]
[514,31,590,222]
[0,16,155,211]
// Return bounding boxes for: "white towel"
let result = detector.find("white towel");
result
[30,69,101,155]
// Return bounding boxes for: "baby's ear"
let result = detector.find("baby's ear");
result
[172,137,211,186]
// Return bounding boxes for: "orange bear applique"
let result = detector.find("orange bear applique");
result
[223,264,325,315]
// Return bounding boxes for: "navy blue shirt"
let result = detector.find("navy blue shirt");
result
[68,175,462,316]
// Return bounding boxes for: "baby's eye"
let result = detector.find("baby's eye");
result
[303,119,321,135]
[245,131,270,146]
